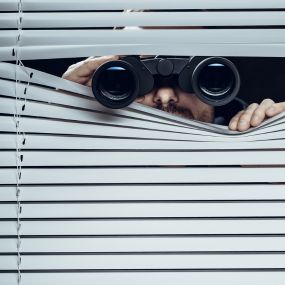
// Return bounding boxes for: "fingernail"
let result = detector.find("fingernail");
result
[239,120,246,125]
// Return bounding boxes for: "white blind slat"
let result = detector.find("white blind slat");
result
[2,220,285,236]
[2,202,285,219]
[0,168,285,184]
[0,0,17,11]
[1,134,285,150]
[2,34,285,61]
[0,80,177,126]
[0,222,16,236]
[2,44,285,61]
[4,12,285,29]
[0,97,217,136]
[3,237,285,253]
[4,254,285,270]
[1,115,285,142]
[2,185,285,202]
[1,151,285,166]
[15,30,285,46]
[8,272,285,285]
[17,0,285,11]
[1,86,285,137]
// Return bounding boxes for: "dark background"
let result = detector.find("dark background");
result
[21,56,285,104]
[20,56,285,122]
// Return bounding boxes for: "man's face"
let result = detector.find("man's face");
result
[125,22,214,123]
[135,85,215,123]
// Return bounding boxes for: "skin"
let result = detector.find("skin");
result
[63,55,285,131]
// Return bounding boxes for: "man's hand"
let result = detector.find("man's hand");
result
[229,99,285,132]
[62,55,119,87]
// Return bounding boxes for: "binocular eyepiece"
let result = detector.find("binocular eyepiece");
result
[91,56,241,109]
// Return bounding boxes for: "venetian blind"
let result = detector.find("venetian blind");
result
[1,1,285,285]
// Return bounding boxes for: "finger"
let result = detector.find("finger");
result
[236,103,259,131]
[83,55,120,74]
[228,110,244,130]
[250,98,275,126]
[266,102,285,117]
[86,78,93,87]
[63,73,89,85]
[63,55,120,84]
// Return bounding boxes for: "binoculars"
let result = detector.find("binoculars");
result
[91,56,241,109]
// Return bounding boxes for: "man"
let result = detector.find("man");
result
[63,55,285,132]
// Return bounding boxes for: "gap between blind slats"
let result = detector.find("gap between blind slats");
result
[3,202,285,218]
[1,151,285,166]
[0,168,285,184]
[4,237,285,253]
[2,185,285,201]
[3,0,285,11]
[3,12,285,29]
[2,220,285,235]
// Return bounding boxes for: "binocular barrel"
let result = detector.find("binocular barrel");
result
[91,56,240,109]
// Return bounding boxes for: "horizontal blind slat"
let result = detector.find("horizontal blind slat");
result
[2,87,285,138]
[4,254,285,270]
[4,12,285,29]
[2,185,285,202]
[2,151,285,166]
[4,237,285,253]
[2,134,285,150]
[3,203,285,218]
[12,30,285,45]
[0,80,178,126]
[2,220,285,236]
[17,0,285,11]
[10,272,285,285]
[2,32,285,60]
[15,44,285,60]
[2,74,284,137]
[0,168,285,184]
[0,115,234,142]
[1,116,285,142]
[0,97,217,136]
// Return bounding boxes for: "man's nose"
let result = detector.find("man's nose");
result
[153,87,178,107]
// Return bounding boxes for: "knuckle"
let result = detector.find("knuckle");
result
[243,109,254,116]
[240,112,251,121]
[262,98,274,105]
[248,103,259,109]
[253,109,264,117]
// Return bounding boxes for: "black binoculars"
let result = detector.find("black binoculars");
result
[91,56,241,109]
